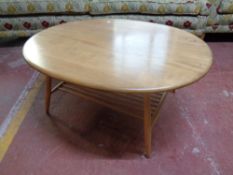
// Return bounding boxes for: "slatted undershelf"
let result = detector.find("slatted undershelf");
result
[52,82,167,127]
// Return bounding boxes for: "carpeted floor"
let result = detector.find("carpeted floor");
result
[0,39,233,175]
[0,38,35,125]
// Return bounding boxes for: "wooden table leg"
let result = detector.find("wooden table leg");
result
[45,76,52,114]
[144,94,152,158]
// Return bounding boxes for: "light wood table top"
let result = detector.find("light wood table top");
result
[23,19,213,93]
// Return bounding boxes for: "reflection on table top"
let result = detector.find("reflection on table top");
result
[23,19,213,93]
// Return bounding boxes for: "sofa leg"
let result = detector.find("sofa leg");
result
[200,33,206,40]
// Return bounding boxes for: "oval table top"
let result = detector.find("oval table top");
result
[23,19,213,93]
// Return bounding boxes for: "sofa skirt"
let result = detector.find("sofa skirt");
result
[0,14,206,37]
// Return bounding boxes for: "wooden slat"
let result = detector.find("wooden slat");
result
[56,82,167,123]
[151,93,167,126]
[59,87,143,119]
[64,84,144,106]
[51,81,64,93]
[63,84,143,113]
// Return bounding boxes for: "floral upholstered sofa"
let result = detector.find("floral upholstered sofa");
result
[207,0,233,32]
[0,0,232,38]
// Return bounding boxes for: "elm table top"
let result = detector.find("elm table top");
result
[23,19,213,93]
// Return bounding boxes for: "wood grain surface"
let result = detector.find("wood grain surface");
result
[23,19,213,93]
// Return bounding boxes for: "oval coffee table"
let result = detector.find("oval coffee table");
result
[23,19,213,158]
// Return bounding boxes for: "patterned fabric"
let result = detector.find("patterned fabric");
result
[1,0,233,36]
[92,0,198,3]
[0,15,205,37]
[0,15,91,31]
[217,0,233,14]
[205,0,233,33]
[206,22,233,32]
[89,0,207,15]
[95,15,206,30]
[0,0,213,16]
[206,14,233,32]
[206,25,233,32]
[0,0,90,15]
[205,0,223,27]
[1,28,202,38]
[200,0,220,15]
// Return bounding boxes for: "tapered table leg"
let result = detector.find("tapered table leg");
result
[45,76,52,114]
[144,94,152,158]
